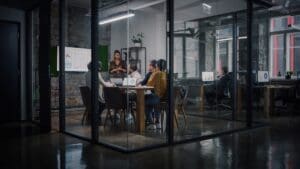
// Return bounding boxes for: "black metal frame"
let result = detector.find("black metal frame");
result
[38,0,52,132]
[91,0,100,142]
[246,0,253,127]
[59,0,66,132]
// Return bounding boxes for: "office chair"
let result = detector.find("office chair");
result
[103,87,134,129]
[174,86,189,128]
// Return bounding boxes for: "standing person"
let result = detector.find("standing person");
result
[85,62,114,125]
[109,50,127,77]
[145,59,167,129]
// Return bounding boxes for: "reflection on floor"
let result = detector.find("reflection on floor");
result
[51,107,247,150]
[2,117,300,169]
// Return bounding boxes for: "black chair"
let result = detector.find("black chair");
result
[103,87,130,128]
[174,86,189,128]
[79,86,91,125]
[206,73,232,110]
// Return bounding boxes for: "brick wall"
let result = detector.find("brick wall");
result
[50,3,111,109]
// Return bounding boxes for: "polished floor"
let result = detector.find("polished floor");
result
[51,109,246,150]
[1,116,300,169]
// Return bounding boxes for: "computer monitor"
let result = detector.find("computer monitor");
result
[257,71,269,83]
[202,72,214,82]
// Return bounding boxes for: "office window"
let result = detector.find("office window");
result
[287,32,300,73]
[216,27,233,74]
[186,37,199,78]
[269,15,300,78]
[270,34,285,77]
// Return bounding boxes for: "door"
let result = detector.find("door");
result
[0,21,20,123]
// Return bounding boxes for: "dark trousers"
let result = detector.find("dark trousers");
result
[145,93,160,123]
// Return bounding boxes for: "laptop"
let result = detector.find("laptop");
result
[122,78,137,86]
[110,78,123,86]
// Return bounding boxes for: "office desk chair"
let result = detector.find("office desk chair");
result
[174,86,189,128]
[103,87,136,129]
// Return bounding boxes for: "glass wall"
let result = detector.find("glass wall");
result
[173,0,248,141]
[64,0,91,138]
[97,0,168,150]
[33,0,298,152]
[250,2,300,123]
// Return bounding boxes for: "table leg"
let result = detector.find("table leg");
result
[264,87,273,118]
[200,85,204,112]
[237,86,242,115]
[136,90,145,133]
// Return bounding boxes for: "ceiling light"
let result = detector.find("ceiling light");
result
[99,12,135,25]
[202,3,212,9]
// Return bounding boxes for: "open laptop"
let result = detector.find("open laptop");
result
[110,78,123,86]
[122,78,137,87]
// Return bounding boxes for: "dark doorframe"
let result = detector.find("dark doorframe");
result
[39,0,52,132]
[0,20,21,123]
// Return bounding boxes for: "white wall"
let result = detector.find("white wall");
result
[0,6,26,120]
[110,4,167,70]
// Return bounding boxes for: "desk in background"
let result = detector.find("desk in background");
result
[264,85,295,118]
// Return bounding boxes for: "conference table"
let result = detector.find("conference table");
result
[119,86,154,133]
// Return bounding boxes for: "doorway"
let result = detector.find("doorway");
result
[0,21,20,123]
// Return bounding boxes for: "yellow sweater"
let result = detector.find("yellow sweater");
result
[147,70,167,98]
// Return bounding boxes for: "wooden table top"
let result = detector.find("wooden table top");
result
[119,86,154,90]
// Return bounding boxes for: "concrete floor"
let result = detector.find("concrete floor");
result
[51,111,246,150]
[1,117,300,169]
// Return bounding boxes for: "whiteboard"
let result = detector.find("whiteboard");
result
[57,46,91,72]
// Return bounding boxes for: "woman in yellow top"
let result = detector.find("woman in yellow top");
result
[145,59,167,130]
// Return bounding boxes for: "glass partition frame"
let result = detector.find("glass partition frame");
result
[46,0,271,152]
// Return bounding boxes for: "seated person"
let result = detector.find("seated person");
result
[85,62,114,124]
[205,66,231,106]
[139,60,157,86]
[109,50,126,77]
[145,59,167,129]
[128,63,142,85]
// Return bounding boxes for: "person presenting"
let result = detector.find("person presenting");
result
[109,50,127,77]
[145,59,167,130]
[85,62,114,125]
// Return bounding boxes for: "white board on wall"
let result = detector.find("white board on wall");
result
[57,46,91,72]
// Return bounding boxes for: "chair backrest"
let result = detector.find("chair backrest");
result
[174,86,189,106]
[216,73,232,98]
[103,87,126,109]
[80,86,92,112]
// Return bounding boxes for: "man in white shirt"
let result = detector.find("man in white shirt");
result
[129,64,142,85]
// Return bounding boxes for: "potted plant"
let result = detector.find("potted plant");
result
[131,32,144,47]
